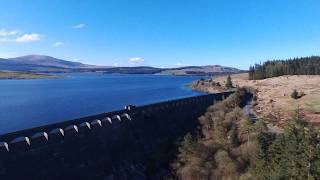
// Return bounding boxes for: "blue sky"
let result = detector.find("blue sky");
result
[0,0,320,69]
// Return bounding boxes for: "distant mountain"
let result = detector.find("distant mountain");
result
[159,65,245,76]
[0,55,101,72]
[7,55,96,68]
[0,54,244,75]
[100,66,162,74]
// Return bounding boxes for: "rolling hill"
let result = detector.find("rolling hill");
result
[7,55,91,68]
[159,65,244,75]
[0,55,244,75]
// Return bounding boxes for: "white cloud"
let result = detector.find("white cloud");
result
[174,62,191,67]
[129,57,145,64]
[72,24,85,29]
[53,42,63,47]
[0,29,41,43]
[15,33,41,43]
[0,29,19,36]
[113,62,120,66]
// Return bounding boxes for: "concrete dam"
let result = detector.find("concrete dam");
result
[0,92,233,180]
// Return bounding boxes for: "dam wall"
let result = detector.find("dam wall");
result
[0,91,233,180]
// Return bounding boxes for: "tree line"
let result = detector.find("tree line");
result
[249,56,320,80]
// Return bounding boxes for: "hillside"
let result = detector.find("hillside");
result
[8,55,91,68]
[159,65,244,75]
[171,89,320,179]
[0,55,98,72]
[192,73,320,127]
[0,55,244,75]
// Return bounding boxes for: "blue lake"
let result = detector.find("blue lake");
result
[0,73,203,134]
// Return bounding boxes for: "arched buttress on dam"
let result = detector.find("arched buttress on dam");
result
[0,91,233,180]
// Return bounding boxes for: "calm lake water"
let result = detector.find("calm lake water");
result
[0,73,203,134]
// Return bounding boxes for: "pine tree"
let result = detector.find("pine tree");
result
[230,125,239,147]
[251,107,320,179]
[225,75,233,89]
[266,108,319,179]
[253,131,272,179]
[305,126,320,179]
[268,134,289,179]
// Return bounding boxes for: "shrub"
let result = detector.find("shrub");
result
[214,150,239,178]
[291,89,299,99]
[178,133,197,163]
[253,95,258,101]
[172,88,250,179]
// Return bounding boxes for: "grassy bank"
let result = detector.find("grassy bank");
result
[0,71,61,80]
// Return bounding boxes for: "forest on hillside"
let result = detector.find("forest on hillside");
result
[169,89,320,179]
[248,56,320,80]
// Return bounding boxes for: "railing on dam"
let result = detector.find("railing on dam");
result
[0,91,233,153]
